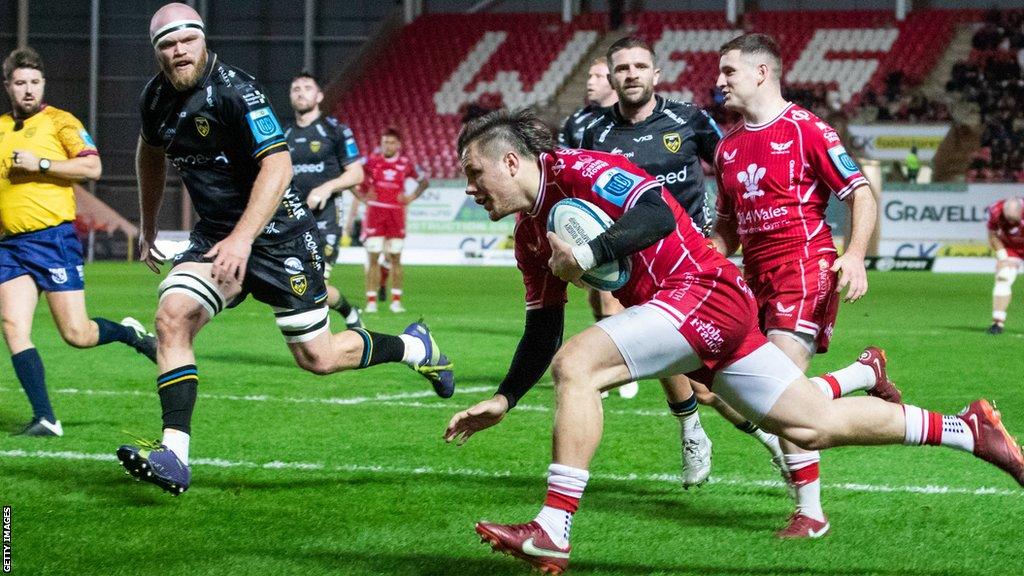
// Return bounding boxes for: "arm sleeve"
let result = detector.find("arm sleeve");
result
[587,188,676,266]
[54,111,99,158]
[803,121,868,200]
[694,108,722,165]
[335,121,362,167]
[224,82,288,161]
[496,306,564,409]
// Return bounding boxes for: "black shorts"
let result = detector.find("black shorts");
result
[173,228,328,311]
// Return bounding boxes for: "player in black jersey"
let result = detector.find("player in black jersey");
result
[581,36,785,487]
[286,71,363,328]
[558,56,617,148]
[116,3,454,496]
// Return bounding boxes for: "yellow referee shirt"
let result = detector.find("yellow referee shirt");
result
[0,105,98,234]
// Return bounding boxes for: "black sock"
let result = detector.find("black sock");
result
[157,365,198,434]
[667,392,698,418]
[735,421,759,434]
[330,294,354,317]
[13,348,53,421]
[93,317,136,346]
[351,328,406,368]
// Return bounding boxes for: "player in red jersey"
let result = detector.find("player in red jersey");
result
[712,33,902,537]
[986,197,1023,334]
[445,109,1023,574]
[360,127,428,313]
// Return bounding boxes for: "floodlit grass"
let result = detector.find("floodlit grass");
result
[1,262,1021,575]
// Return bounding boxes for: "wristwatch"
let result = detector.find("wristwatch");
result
[38,158,51,173]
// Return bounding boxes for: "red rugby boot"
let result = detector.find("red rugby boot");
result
[960,399,1024,487]
[776,512,830,539]
[858,347,903,403]
[476,520,570,574]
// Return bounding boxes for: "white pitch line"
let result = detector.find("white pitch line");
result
[0,449,1019,498]
[0,385,494,407]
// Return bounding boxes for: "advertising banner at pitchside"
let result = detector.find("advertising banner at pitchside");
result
[848,124,950,161]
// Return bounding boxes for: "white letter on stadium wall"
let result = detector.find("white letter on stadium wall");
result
[785,28,898,103]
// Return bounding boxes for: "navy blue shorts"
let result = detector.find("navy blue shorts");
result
[0,222,85,292]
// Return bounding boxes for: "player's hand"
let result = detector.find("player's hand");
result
[830,253,868,302]
[204,233,252,285]
[398,194,413,205]
[306,185,332,211]
[139,233,165,274]
[10,149,41,173]
[546,232,585,285]
[444,395,509,445]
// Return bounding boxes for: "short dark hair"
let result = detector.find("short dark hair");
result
[382,126,402,140]
[3,47,44,82]
[457,108,554,160]
[290,71,320,88]
[606,36,655,67]
[719,33,783,76]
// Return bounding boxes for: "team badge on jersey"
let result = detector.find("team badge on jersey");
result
[310,140,321,153]
[195,116,210,137]
[827,145,859,179]
[49,267,68,285]
[663,132,681,154]
[290,274,308,295]
[25,127,36,139]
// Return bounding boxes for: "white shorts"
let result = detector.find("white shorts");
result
[364,236,403,254]
[598,306,803,422]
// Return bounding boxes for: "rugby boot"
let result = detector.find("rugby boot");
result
[121,317,158,364]
[617,380,639,399]
[403,320,455,398]
[117,441,191,495]
[776,512,830,539]
[14,417,63,437]
[858,346,902,403]
[959,399,1024,487]
[476,520,570,575]
[987,323,1004,335]
[681,419,712,488]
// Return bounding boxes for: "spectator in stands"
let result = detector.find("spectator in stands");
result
[0,47,157,436]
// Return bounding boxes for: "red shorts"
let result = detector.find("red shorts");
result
[1006,247,1024,260]
[645,266,768,374]
[747,255,839,353]
[363,204,405,239]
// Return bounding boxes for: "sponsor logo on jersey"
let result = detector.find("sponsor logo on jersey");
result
[775,301,796,316]
[688,316,723,354]
[382,168,399,181]
[790,109,810,121]
[242,90,267,107]
[290,274,308,295]
[655,166,687,185]
[736,206,788,229]
[737,163,766,200]
[593,167,645,207]
[245,107,284,144]
[770,140,793,154]
[194,116,210,137]
[551,158,566,175]
[662,107,688,126]
[633,134,653,143]
[170,152,230,168]
[581,160,609,178]
[823,131,840,144]
[79,129,96,148]
[722,148,737,163]
[827,145,859,179]
[663,132,681,153]
[49,268,68,285]
[310,140,321,153]
[284,257,304,275]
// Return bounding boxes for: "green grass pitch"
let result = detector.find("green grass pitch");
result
[1,262,1021,575]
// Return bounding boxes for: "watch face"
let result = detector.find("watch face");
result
[39,159,50,171]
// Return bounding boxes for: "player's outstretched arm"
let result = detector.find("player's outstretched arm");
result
[136,136,168,273]
[989,231,1009,264]
[444,306,564,445]
[833,184,875,302]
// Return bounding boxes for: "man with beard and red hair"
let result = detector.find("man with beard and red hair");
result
[116,3,455,496]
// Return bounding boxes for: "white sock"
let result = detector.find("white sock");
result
[398,334,426,367]
[829,362,875,395]
[346,309,360,324]
[391,288,403,300]
[785,452,824,521]
[161,429,190,466]
[901,406,974,453]
[535,463,589,548]
[993,310,1007,323]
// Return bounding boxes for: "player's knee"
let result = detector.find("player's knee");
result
[994,266,1017,297]
[58,321,93,348]
[783,425,833,451]
[155,304,202,343]
[550,350,589,391]
[295,353,334,376]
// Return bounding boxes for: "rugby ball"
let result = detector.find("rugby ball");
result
[547,198,631,291]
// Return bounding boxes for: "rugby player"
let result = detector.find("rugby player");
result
[712,33,904,537]
[985,197,1023,335]
[116,3,454,495]
[1,47,156,437]
[361,128,428,313]
[559,55,637,400]
[581,36,784,485]
[446,108,1023,574]
[285,71,363,328]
